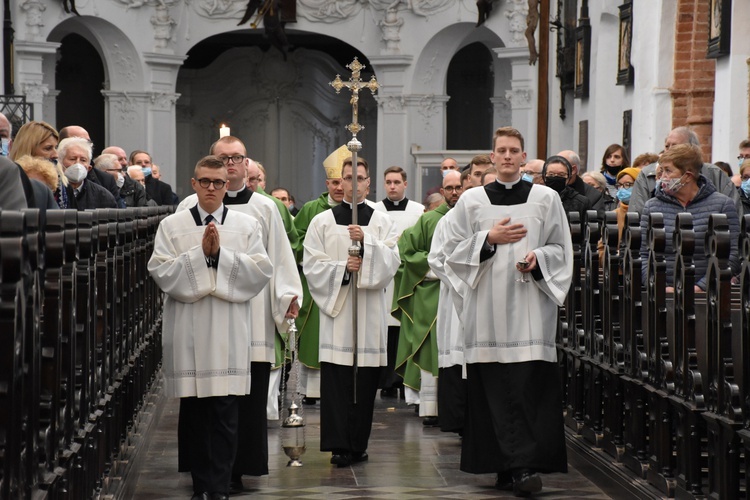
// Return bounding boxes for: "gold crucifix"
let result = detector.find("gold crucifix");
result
[329,58,379,137]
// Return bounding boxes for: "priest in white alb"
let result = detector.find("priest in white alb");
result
[148,155,272,500]
[439,127,573,497]
[303,158,400,467]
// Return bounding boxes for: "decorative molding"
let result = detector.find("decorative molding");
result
[19,0,46,41]
[21,81,49,102]
[504,0,529,46]
[490,96,511,111]
[110,44,137,84]
[151,4,177,53]
[505,88,532,109]
[193,0,244,19]
[377,94,405,113]
[297,0,451,23]
[421,52,439,86]
[378,8,404,55]
[103,91,142,125]
[150,91,180,110]
[404,94,449,131]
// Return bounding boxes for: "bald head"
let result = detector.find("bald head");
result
[246,159,260,192]
[557,150,581,183]
[102,146,128,169]
[441,170,462,208]
[59,125,90,141]
[522,159,544,184]
[0,114,11,140]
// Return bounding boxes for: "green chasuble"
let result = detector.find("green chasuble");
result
[293,192,335,369]
[257,185,301,368]
[393,203,449,391]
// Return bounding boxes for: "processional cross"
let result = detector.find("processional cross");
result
[329,58,379,403]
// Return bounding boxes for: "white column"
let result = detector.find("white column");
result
[14,40,60,121]
[493,46,538,157]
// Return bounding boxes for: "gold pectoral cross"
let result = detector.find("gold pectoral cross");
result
[329,58,379,137]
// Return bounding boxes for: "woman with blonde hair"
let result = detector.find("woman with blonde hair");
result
[9,121,67,207]
[15,155,59,209]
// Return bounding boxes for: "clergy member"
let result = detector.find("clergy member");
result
[175,137,302,493]
[303,158,400,467]
[148,155,273,500]
[292,145,352,403]
[440,127,573,496]
[373,166,425,398]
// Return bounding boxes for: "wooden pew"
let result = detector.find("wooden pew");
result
[563,212,585,433]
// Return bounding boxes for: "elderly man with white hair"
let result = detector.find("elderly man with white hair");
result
[95,153,151,207]
[58,137,117,210]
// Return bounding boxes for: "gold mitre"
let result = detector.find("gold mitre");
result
[323,145,349,179]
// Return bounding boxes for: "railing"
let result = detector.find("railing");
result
[0,206,169,499]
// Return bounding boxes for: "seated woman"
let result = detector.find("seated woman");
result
[738,159,750,214]
[639,144,740,292]
[542,155,591,221]
[582,171,616,211]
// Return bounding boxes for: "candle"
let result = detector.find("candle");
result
[219,124,230,138]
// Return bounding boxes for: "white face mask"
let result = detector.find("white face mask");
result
[116,172,125,188]
[64,163,88,183]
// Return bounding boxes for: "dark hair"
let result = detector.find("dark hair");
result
[129,149,152,164]
[714,161,733,177]
[342,156,369,174]
[600,144,630,172]
[542,155,573,180]
[383,165,406,181]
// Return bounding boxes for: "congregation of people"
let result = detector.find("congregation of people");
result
[4,116,749,500]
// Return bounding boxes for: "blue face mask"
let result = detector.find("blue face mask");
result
[741,178,750,198]
[522,173,534,184]
[616,186,632,204]
[0,138,9,156]
[142,167,152,176]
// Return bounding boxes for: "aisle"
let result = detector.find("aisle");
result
[128,384,618,499]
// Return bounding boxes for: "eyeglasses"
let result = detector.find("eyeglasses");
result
[342,176,368,182]
[443,186,462,192]
[106,167,123,173]
[616,182,634,189]
[521,170,541,176]
[545,173,568,179]
[739,155,750,161]
[196,178,227,189]
[217,155,246,164]
[742,175,750,181]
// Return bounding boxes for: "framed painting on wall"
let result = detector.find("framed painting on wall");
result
[574,25,591,99]
[707,0,731,58]
[616,2,634,86]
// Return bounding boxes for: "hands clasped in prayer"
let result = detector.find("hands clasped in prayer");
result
[202,222,220,258]
[487,217,537,274]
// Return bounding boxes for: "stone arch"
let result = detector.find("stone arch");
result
[48,16,145,92]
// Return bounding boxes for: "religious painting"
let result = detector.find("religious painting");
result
[617,2,634,86]
[622,110,632,162]
[707,0,731,58]
[574,25,591,99]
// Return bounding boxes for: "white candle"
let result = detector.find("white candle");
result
[219,124,230,138]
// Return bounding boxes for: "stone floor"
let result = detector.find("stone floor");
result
[127,384,637,500]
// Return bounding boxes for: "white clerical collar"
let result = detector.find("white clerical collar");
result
[496,176,522,189]
[327,194,341,206]
[196,203,225,225]
[387,195,406,205]
[342,199,367,208]
[226,185,246,197]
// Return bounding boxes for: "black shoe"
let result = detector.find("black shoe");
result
[512,469,542,497]
[302,397,318,405]
[330,453,352,467]
[381,388,399,398]
[228,475,244,494]
[191,493,209,500]
[211,494,229,500]
[351,451,369,463]
[495,471,513,491]
[422,416,439,427]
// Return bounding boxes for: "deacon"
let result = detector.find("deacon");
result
[373,166,424,398]
[176,137,302,492]
[148,155,272,500]
[303,158,400,467]
[440,127,573,496]
[392,170,461,425]
[292,145,351,403]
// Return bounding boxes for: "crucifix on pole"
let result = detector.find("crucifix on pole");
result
[329,58,379,403]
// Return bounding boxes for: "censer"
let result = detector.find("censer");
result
[281,318,305,466]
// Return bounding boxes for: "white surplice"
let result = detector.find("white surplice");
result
[178,192,302,363]
[374,199,425,327]
[303,209,401,367]
[148,209,273,398]
[440,184,573,364]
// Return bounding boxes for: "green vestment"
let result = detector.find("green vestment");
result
[393,203,449,391]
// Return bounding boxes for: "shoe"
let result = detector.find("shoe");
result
[495,471,513,491]
[330,453,352,467]
[351,451,369,463]
[228,475,244,494]
[302,397,318,405]
[211,494,229,500]
[422,416,439,427]
[512,469,542,497]
[381,387,399,398]
[191,493,209,500]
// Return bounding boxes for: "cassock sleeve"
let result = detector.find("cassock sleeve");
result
[266,205,304,331]
[428,215,466,312]
[148,223,216,303]
[358,216,401,290]
[212,222,274,303]
[531,195,574,306]
[303,215,349,318]
[442,200,495,290]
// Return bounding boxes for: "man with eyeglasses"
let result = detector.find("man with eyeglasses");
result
[149,155,272,500]
[738,139,750,168]
[373,166,425,399]
[130,149,177,206]
[394,170,464,431]
[303,153,400,468]
[95,152,150,207]
[176,136,302,493]
[520,159,544,184]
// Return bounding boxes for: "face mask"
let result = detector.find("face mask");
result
[64,163,88,183]
[522,173,534,184]
[0,138,9,156]
[142,167,152,176]
[741,179,750,198]
[616,187,632,204]
[545,176,567,193]
[116,172,125,188]
[441,169,451,178]
[605,165,621,176]
[661,175,685,197]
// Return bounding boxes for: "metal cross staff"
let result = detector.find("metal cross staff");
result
[329,58,379,403]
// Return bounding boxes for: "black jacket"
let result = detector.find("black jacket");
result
[87,167,123,207]
[145,175,176,206]
[559,186,592,222]
[120,175,151,207]
[66,180,118,211]
[570,175,605,212]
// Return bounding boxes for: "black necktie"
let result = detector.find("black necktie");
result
[204,214,214,225]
